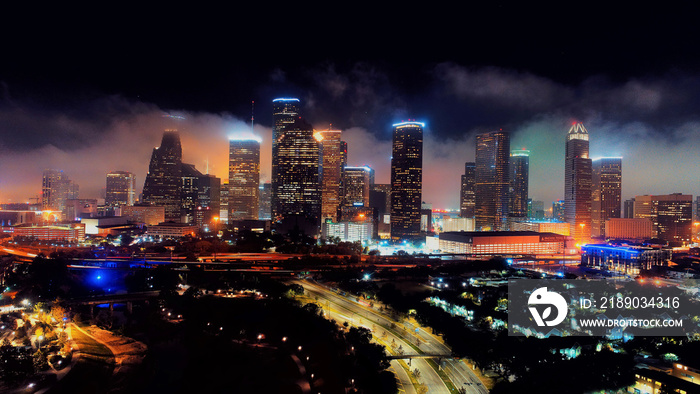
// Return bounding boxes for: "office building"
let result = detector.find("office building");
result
[343,166,372,208]
[624,199,635,219]
[42,169,79,215]
[258,183,272,220]
[634,194,693,245]
[605,218,653,240]
[553,200,565,222]
[106,171,136,207]
[122,205,166,226]
[441,217,475,232]
[181,163,221,225]
[271,98,301,222]
[591,157,622,237]
[475,131,510,231]
[142,131,183,222]
[460,162,476,218]
[390,122,423,241]
[273,116,322,234]
[317,130,343,222]
[510,221,570,236]
[509,149,529,218]
[229,138,260,221]
[564,122,592,245]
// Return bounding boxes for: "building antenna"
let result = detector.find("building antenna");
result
[206,157,209,174]
[251,100,255,131]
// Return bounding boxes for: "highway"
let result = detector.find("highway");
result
[295,279,488,393]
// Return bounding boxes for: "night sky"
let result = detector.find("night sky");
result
[2,5,700,209]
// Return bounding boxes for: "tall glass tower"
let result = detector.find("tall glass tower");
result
[475,130,510,231]
[390,121,423,241]
[565,122,592,245]
[592,157,622,237]
[142,130,183,222]
[271,98,301,222]
[509,149,530,218]
[229,138,260,221]
[317,129,343,222]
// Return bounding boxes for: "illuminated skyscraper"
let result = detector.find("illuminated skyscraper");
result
[475,130,510,231]
[343,166,372,208]
[460,162,476,218]
[181,163,220,225]
[390,121,423,241]
[271,98,300,221]
[106,171,136,207]
[273,116,322,233]
[509,149,529,218]
[229,138,260,221]
[317,130,343,222]
[564,122,592,245]
[142,130,183,222]
[553,200,565,221]
[634,193,692,245]
[591,157,622,237]
[42,169,78,215]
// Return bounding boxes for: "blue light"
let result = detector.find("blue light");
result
[272,98,300,102]
[393,121,425,128]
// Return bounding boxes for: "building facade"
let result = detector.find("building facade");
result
[564,122,592,246]
[229,138,260,221]
[42,169,79,216]
[142,131,183,222]
[317,130,343,222]
[581,244,671,275]
[271,98,300,222]
[634,194,693,245]
[436,231,566,255]
[343,166,372,208]
[591,157,622,237]
[390,122,423,241]
[106,171,136,207]
[460,162,476,218]
[273,116,322,233]
[509,149,529,218]
[475,131,510,231]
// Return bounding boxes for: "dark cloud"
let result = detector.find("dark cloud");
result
[1,62,700,210]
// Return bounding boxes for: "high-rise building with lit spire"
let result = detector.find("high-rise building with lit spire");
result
[475,130,510,231]
[390,121,423,241]
[565,122,592,245]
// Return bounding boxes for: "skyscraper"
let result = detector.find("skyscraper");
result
[475,130,510,231]
[273,116,322,233]
[460,162,476,218]
[591,157,622,237]
[634,193,692,245]
[106,171,136,206]
[564,122,592,245]
[42,169,78,215]
[271,98,300,222]
[553,200,565,221]
[343,166,372,208]
[390,121,423,241]
[142,130,183,222]
[509,149,529,218]
[229,138,260,221]
[317,130,343,222]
